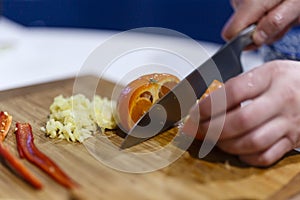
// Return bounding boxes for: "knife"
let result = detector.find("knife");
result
[120,25,256,149]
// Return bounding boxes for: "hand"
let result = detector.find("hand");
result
[222,0,300,46]
[182,60,300,167]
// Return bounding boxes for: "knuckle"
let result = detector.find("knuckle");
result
[234,111,250,131]
[245,135,263,151]
[268,60,284,77]
[261,1,270,12]
[226,78,241,102]
[286,131,300,148]
[267,13,284,30]
[260,0,280,13]
[282,85,297,105]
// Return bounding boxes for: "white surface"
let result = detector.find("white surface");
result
[0,18,264,91]
[0,18,115,90]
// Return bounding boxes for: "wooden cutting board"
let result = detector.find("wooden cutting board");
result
[1,76,300,200]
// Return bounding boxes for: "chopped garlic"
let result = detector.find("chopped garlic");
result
[92,96,117,131]
[43,94,117,142]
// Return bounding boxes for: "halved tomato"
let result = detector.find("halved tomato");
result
[117,73,180,131]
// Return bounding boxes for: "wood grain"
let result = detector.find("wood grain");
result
[0,76,299,200]
[267,170,300,200]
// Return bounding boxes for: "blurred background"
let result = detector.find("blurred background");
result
[2,0,233,44]
[1,0,264,91]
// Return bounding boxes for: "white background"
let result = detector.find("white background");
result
[0,18,264,91]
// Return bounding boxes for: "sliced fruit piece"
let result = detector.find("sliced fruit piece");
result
[117,73,180,131]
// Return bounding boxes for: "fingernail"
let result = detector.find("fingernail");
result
[253,30,268,45]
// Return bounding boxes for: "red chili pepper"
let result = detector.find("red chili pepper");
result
[0,112,42,189]
[15,123,78,189]
[0,142,43,189]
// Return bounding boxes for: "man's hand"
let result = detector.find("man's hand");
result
[182,60,300,167]
[222,0,300,46]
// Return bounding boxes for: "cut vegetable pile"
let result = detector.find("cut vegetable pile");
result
[43,94,117,142]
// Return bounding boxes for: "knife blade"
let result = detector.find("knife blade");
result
[120,25,256,149]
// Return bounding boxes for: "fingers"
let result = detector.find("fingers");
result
[182,64,274,139]
[181,60,300,167]
[205,92,282,140]
[195,64,272,122]
[217,117,289,155]
[223,0,300,46]
[222,0,284,41]
[253,0,300,45]
[239,137,292,167]
[182,62,273,139]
